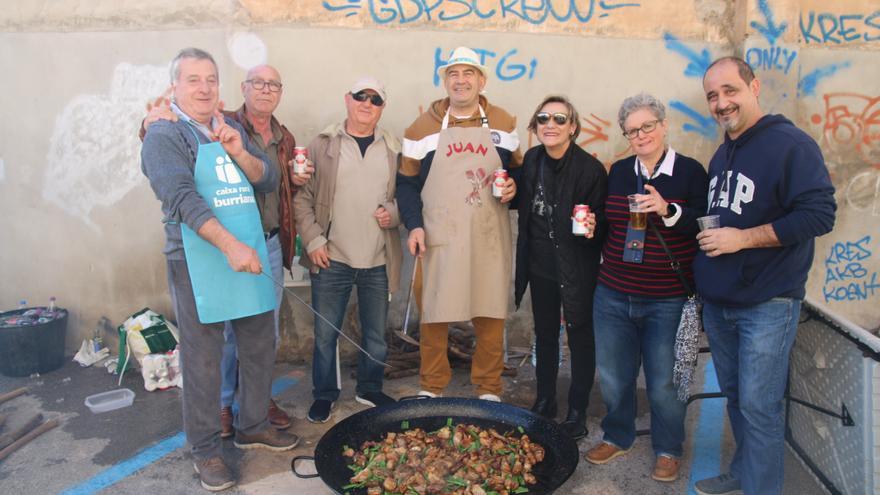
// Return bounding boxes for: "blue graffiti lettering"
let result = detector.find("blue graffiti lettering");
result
[797,61,852,97]
[799,10,880,44]
[745,45,797,74]
[750,0,788,45]
[433,47,538,86]
[823,236,878,303]
[663,32,711,79]
[668,100,717,139]
[323,0,639,24]
[823,272,880,302]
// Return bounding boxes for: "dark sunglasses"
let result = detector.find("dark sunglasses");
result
[535,112,570,125]
[351,91,385,106]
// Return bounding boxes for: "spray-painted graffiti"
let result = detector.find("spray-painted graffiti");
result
[798,62,852,97]
[745,45,797,74]
[823,236,879,302]
[433,47,537,86]
[322,0,641,25]
[45,63,168,230]
[668,100,717,140]
[844,170,880,215]
[810,93,880,168]
[800,10,880,44]
[663,32,711,79]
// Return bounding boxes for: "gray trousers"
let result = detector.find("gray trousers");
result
[167,259,275,460]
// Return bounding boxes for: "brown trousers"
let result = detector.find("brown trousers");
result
[414,260,505,395]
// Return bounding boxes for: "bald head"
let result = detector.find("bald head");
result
[241,64,283,118]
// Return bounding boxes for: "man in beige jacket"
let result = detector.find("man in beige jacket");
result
[294,77,402,423]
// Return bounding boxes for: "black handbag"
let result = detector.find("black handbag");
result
[648,218,703,401]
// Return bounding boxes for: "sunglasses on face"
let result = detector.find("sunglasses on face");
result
[622,119,661,140]
[535,112,570,126]
[351,91,385,106]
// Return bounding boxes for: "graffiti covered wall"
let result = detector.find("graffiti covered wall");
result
[0,0,877,355]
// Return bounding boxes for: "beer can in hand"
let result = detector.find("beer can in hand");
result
[492,168,508,198]
[572,204,591,235]
[292,146,309,174]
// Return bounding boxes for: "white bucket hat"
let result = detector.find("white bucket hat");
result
[437,46,489,80]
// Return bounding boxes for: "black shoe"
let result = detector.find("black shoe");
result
[559,407,588,440]
[530,396,558,420]
[307,399,334,423]
[356,391,396,408]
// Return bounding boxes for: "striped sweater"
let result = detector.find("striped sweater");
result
[396,95,523,230]
[598,152,708,297]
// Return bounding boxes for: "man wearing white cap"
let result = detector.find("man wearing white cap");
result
[294,76,402,423]
[397,46,522,401]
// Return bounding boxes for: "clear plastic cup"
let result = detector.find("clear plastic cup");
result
[697,215,721,231]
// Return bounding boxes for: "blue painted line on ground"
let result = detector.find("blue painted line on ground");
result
[688,357,725,494]
[61,376,299,495]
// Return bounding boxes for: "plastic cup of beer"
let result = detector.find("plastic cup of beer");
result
[697,214,721,231]
[627,194,647,230]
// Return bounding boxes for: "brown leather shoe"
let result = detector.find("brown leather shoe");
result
[220,406,234,439]
[585,441,631,465]
[652,454,681,482]
[267,399,291,430]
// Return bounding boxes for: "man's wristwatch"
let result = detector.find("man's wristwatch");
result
[663,204,677,218]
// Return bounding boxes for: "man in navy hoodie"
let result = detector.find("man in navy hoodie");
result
[692,57,836,495]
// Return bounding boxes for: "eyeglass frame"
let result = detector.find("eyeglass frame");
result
[622,119,662,140]
[350,91,385,106]
[245,79,283,92]
[535,112,570,126]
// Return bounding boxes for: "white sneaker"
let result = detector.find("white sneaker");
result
[479,393,501,402]
[417,390,440,398]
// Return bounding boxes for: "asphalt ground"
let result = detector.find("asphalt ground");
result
[0,348,827,494]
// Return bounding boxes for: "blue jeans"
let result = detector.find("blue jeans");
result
[221,234,283,407]
[311,260,388,401]
[593,283,687,457]
[703,298,800,495]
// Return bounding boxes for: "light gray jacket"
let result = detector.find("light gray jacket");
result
[293,121,403,293]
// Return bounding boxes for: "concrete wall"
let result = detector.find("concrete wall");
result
[1,0,878,360]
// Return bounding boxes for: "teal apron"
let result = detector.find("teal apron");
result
[179,125,275,323]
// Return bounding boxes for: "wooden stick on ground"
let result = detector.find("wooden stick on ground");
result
[0,413,43,451]
[0,388,27,406]
[0,418,59,462]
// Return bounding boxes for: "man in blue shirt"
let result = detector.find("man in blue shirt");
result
[693,57,836,495]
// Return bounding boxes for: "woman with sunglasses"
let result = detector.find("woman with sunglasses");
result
[513,95,607,440]
[584,93,707,483]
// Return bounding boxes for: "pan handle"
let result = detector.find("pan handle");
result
[291,455,319,478]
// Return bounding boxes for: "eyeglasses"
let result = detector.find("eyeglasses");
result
[246,79,283,92]
[351,91,385,106]
[535,112,570,126]
[623,119,662,140]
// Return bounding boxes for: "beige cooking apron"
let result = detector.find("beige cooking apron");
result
[420,107,512,323]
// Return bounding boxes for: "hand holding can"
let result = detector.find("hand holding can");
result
[492,168,508,198]
[572,204,591,236]
[292,146,309,175]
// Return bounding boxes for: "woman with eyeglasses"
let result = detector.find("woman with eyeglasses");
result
[513,95,607,440]
[584,93,707,483]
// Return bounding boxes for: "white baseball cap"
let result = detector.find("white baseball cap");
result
[350,76,387,101]
[437,46,489,80]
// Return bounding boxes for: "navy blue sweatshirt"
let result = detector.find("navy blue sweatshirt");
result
[693,114,836,306]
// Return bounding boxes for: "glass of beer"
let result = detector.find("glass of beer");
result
[627,194,647,230]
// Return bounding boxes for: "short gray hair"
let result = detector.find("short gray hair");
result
[617,92,666,131]
[169,47,217,83]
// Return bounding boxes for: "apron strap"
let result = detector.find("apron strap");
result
[441,105,488,130]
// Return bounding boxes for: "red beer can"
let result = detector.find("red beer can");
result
[492,168,508,198]
[292,146,309,174]
[572,204,591,235]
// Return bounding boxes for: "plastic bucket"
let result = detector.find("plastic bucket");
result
[0,308,68,377]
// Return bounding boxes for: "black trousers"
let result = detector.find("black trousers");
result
[529,273,596,412]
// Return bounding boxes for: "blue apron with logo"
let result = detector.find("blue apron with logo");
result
[180,125,275,323]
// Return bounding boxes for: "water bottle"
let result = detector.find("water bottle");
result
[47,296,56,312]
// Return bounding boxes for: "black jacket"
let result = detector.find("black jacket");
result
[514,144,608,328]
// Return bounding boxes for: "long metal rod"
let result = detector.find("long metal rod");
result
[261,271,391,368]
